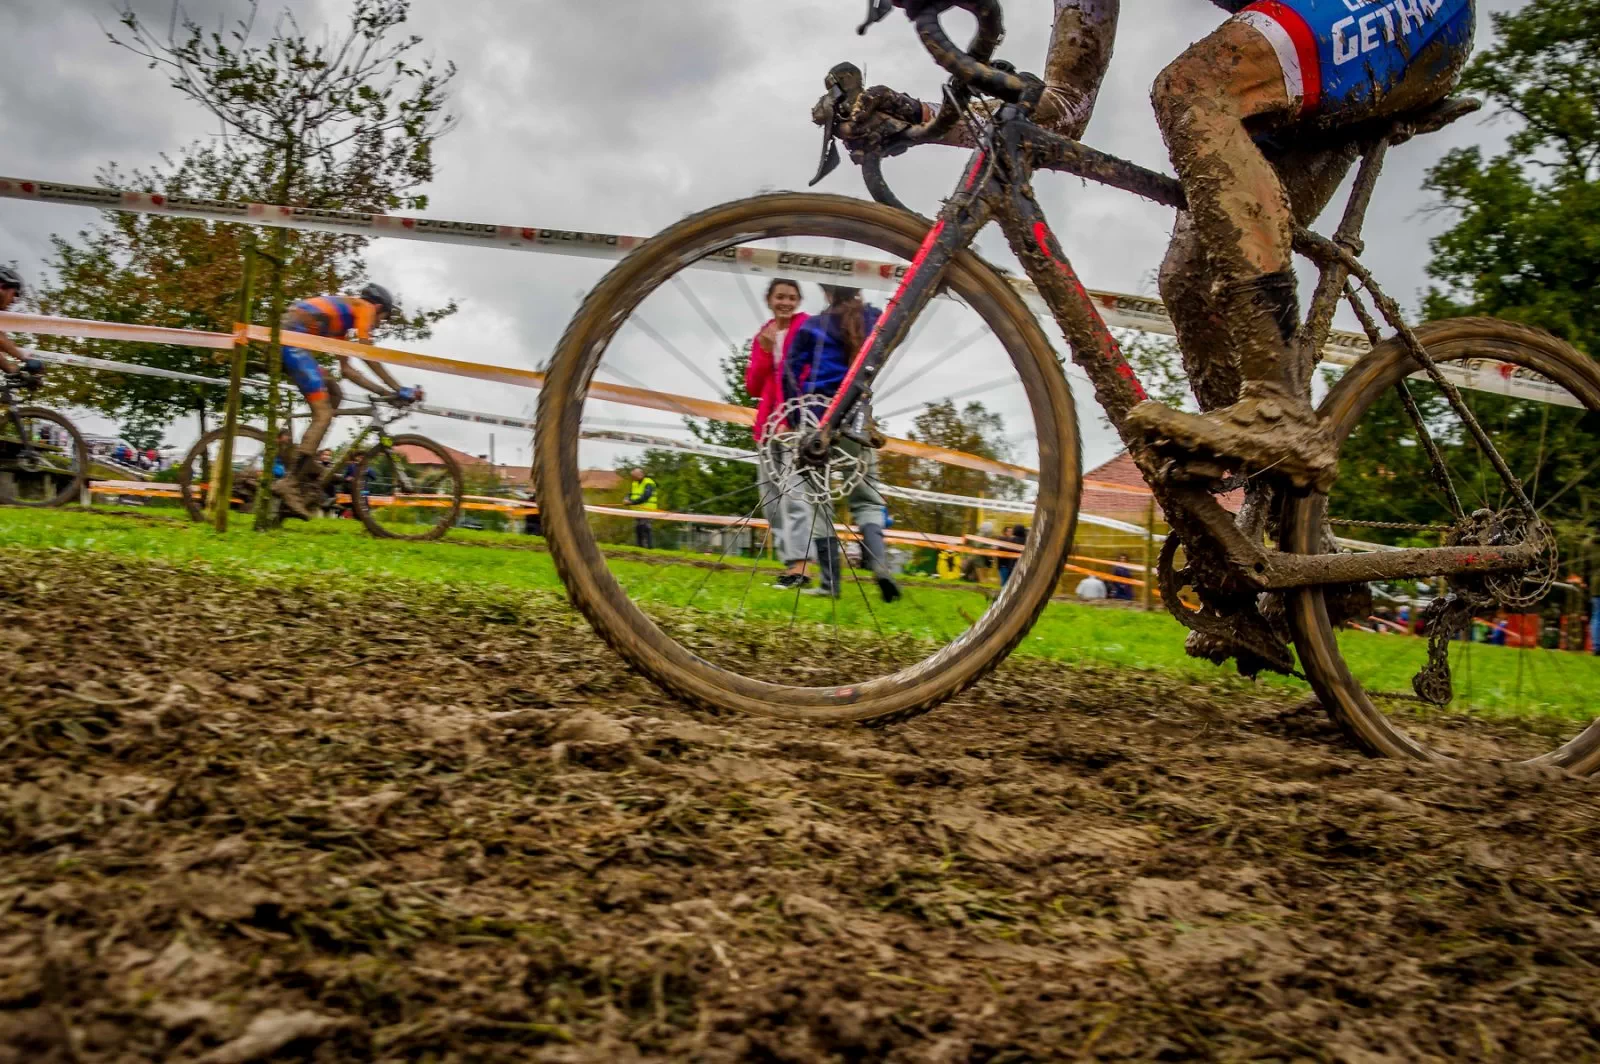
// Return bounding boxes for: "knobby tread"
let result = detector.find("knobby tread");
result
[8,407,90,509]
[354,434,465,542]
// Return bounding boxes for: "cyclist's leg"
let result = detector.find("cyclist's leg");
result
[276,341,333,517]
[281,341,333,458]
[1159,135,1361,413]
[1134,2,1472,489]
[1036,0,1120,140]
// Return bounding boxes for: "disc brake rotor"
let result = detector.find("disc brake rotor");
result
[760,396,866,506]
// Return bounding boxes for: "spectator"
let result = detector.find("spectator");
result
[786,284,900,602]
[996,524,1026,587]
[1591,595,1599,654]
[1077,573,1108,601]
[1109,552,1135,601]
[745,277,816,589]
[621,466,658,549]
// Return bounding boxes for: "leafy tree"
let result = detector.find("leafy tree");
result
[1423,0,1600,352]
[879,398,1023,538]
[616,342,763,539]
[1117,330,1191,411]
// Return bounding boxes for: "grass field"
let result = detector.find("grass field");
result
[4,505,1595,720]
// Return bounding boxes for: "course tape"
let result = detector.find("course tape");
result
[1,311,1041,482]
[3,174,1579,409]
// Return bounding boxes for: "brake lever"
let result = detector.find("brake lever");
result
[809,83,844,187]
[858,0,897,34]
[809,63,864,187]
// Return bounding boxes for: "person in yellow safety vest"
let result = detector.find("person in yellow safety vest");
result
[621,467,659,549]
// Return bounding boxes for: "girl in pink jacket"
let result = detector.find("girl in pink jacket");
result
[745,279,817,589]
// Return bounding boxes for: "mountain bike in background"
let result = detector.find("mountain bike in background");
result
[178,393,464,541]
[0,368,90,507]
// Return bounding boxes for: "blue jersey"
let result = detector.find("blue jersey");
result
[786,305,884,399]
[1235,0,1474,118]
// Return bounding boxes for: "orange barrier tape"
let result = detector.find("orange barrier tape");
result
[239,324,1039,481]
[0,311,235,349]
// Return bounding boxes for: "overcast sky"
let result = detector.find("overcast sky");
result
[0,0,1524,470]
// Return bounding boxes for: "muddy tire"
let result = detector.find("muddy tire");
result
[351,434,464,542]
[534,192,1081,723]
[0,406,89,508]
[1284,317,1600,775]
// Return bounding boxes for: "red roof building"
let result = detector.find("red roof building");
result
[1081,451,1242,524]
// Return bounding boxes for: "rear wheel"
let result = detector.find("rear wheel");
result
[534,192,1082,723]
[1286,318,1600,774]
[351,433,464,541]
[178,426,272,522]
[0,407,89,508]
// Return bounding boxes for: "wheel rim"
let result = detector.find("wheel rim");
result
[180,428,268,522]
[537,195,1081,720]
[1289,320,1600,772]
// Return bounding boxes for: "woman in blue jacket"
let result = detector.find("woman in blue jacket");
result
[785,285,900,602]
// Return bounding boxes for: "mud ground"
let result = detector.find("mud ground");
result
[0,550,1595,1063]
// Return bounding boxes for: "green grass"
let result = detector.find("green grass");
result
[3,505,1595,721]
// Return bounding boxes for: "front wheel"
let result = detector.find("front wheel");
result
[534,192,1082,723]
[350,434,464,541]
[1285,318,1600,774]
[0,406,89,508]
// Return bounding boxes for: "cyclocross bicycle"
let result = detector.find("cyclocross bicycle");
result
[535,0,1600,773]
[0,369,90,507]
[178,393,464,540]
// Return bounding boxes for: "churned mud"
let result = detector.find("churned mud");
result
[0,550,1595,1062]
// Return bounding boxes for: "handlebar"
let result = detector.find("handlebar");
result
[907,1,1039,105]
[813,0,1043,205]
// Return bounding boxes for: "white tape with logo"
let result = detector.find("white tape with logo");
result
[3,174,1573,409]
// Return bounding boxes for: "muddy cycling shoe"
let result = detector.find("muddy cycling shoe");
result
[1125,381,1338,493]
[270,471,322,521]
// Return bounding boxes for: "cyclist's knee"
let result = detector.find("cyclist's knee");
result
[1151,51,1212,130]
[1153,23,1288,141]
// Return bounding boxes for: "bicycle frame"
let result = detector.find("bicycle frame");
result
[814,105,1543,599]
[288,400,414,494]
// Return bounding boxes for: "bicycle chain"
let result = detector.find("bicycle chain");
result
[1330,518,1452,531]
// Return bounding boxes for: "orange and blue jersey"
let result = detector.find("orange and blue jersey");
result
[281,295,381,402]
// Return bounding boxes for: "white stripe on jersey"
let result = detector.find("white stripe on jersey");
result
[1236,9,1305,110]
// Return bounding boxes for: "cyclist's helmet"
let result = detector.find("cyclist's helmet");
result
[360,282,398,317]
[0,266,23,293]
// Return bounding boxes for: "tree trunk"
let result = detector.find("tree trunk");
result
[197,393,210,484]
[214,238,255,531]
[254,147,297,531]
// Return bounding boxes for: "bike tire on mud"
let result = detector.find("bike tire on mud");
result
[1284,317,1600,776]
[534,192,1082,724]
[351,434,464,542]
[1,407,89,508]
